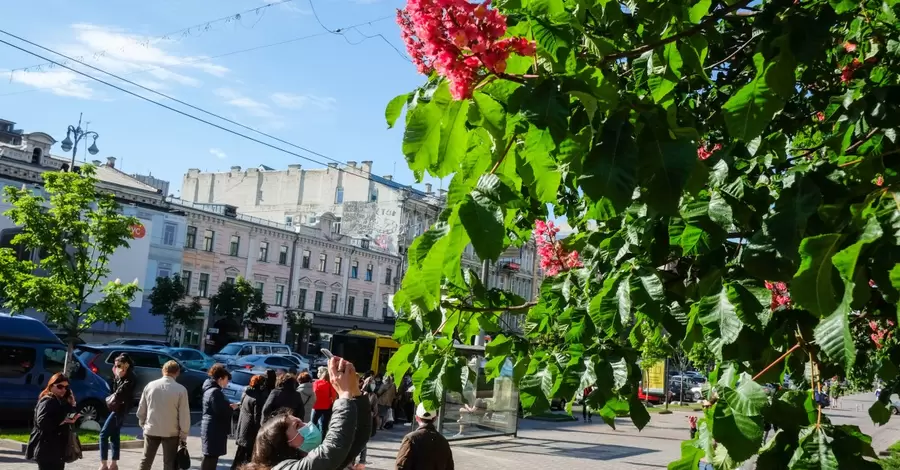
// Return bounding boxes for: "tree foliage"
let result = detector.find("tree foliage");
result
[147,274,202,341]
[386,0,900,466]
[210,277,269,327]
[0,167,140,373]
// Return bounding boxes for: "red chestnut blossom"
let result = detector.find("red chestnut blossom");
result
[765,281,791,311]
[843,41,857,53]
[869,279,877,288]
[688,416,698,428]
[534,219,582,277]
[697,143,722,161]
[397,0,536,99]
[869,320,894,349]
[875,174,884,187]
[841,58,862,84]
[816,111,825,122]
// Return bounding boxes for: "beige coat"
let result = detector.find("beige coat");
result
[137,375,191,438]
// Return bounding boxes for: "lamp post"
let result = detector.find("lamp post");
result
[59,113,99,171]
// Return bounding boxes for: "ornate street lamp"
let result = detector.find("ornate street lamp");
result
[59,113,99,171]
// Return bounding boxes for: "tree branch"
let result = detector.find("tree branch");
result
[440,300,538,312]
[601,0,755,64]
[489,138,517,174]
[705,33,760,70]
[752,342,801,381]
[845,127,880,155]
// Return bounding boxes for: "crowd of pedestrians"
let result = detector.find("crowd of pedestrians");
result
[27,354,454,470]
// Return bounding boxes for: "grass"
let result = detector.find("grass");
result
[881,441,900,469]
[0,429,136,444]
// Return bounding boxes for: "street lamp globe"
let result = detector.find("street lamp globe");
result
[87,138,99,156]
[60,135,74,152]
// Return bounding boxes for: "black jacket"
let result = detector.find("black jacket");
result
[234,387,263,447]
[26,395,73,463]
[262,382,306,422]
[200,378,233,457]
[396,422,454,470]
[111,369,137,415]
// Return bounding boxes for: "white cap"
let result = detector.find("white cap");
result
[416,403,436,421]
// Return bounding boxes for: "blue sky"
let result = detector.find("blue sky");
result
[0,0,437,196]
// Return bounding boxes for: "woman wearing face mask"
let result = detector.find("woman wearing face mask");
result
[201,364,240,470]
[240,357,364,470]
[27,373,78,470]
[99,354,136,470]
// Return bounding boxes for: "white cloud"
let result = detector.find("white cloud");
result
[9,69,94,99]
[271,92,337,110]
[215,88,276,118]
[209,148,227,159]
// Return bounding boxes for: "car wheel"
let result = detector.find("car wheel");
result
[77,399,107,425]
[693,392,702,402]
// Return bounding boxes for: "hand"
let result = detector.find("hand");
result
[328,357,359,399]
[230,403,240,409]
[62,417,77,425]
[67,393,76,407]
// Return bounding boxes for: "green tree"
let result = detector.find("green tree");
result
[386,0,900,466]
[147,274,202,342]
[0,167,140,373]
[210,276,268,328]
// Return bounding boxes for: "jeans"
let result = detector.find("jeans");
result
[582,405,591,422]
[139,435,180,470]
[99,412,124,461]
[311,408,333,437]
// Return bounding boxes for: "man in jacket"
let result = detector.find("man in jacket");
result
[395,404,454,470]
[137,360,191,470]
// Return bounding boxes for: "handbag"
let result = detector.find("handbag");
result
[105,393,122,412]
[176,442,191,470]
[64,427,83,463]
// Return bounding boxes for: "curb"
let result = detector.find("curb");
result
[0,439,26,453]
[0,438,143,454]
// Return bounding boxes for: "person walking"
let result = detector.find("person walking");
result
[201,364,239,470]
[27,373,78,470]
[311,367,337,437]
[99,353,137,470]
[395,404,454,470]
[237,356,363,470]
[376,375,397,430]
[582,386,593,423]
[233,375,266,470]
[262,373,306,422]
[297,372,317,424]
[137,360,191,470]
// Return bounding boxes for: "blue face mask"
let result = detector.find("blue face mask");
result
[297,423,322,452]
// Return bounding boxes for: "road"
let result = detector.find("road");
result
[1,392,896,470]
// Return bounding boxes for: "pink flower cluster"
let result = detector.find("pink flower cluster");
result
[534,220,582,277]
[697,143,722,161]
[764,281,791,311]
[841,58,862,83]
[869,320,895,349]
[397,0,536,99]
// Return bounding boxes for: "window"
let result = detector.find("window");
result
[335,186,344,204]
[331,217,342,235]
[318,253,328,272]
[279,246,288,265]
[256,346,272,355]
[42,348,74,375]
[163,223,177,246]
[383,302,392,318]
[0,345,36,378]
[365,263,373,282]
[230,236,241,256]
[350,261,359,279]
[330,293,339,313]
[385,268,392,285]
[314,291,324,311]
[285,215,294,226]
[272,346,290,355]
[185,226,197,248]
[347,296,355,315]
[275,285,285,306]
[198,273,210,297]
[298,289,307,309]
[225,277,235,285]
[362,298,370,317]
[370,188,378,201]
[255,281,265,294]
[0,228,32,261]
[203,229,215,252]
[181,270,192,293]
[157,262,172,279]
[259,242,269,262]
[302,250,311,269]
[31,147,42,164]
[334,257,342,275]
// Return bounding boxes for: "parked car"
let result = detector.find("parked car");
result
[227,354,299,374]
[0,313,111,424]
[223,370,256,405]
[277,354,310,372]
[76,344,207,406]
[212,342,293,364]
[163,347,216,371]
[668,380,696,402]
[103,338,170,347]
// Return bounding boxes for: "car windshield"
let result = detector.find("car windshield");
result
[218,344,242,355]
[231,371,254,386]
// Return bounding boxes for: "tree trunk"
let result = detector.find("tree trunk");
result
[64,337,76,376]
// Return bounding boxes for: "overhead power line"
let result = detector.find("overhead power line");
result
[0,33,437,207]
[306,0,411,63]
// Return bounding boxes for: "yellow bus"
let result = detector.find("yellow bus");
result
[329,329,400,374]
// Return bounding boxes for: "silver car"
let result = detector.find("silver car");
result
[227,354,299,374]
[223,369,256,405]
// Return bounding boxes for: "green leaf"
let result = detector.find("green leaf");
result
[385,93,408,129]
[419,357,447,411]
[868,400,892,426]
[668,444,703,470]
[648,42,683,103]
[386,343,417,385]
[723,52,796,141]
[711,401,764,462]
[459,194,504,261]
[532,19,572,64]
[520,361,555,413]
[721,372,769,416]
[402,99,444,179]
[518,80,570,143]
[521,126,561,203]
[638,133,697,215]
[589,271,632,336]
[697,284,744,357]
[433,100,470,178]
[789,425,839,470]
[525,0,566,17]
[708,191,734,231]
[628,393,651,430]
[472,92,506,141]
[689,0,711,23]
[792,234,842,318]
[580,118,638,211]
